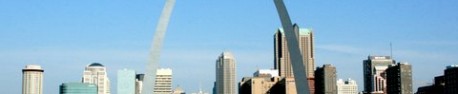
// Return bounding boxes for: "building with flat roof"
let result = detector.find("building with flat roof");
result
[22,65,44,94]
[315,64,337,94]
[60,82,97,94]
[444,65,458,94]
[118,69,136,94]
[362,56,394,94]
[154,68,173,94]
[337,78,358,94]
[274,25,315,78]
[386,63,412,94]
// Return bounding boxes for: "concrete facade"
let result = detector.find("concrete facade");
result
[315,64,337,94]
[22,65,44,94]
[215,52,236,94]
[154,68,173,94]
[337,78,358,94]
[82,63,110,94]
[386,63,412,94]
[362,56,394,94]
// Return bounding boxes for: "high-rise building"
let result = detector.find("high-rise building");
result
[135,74,144,94]
[386,63,412,94]
[154,68,173,94]
[336,78,358,94]
[444,65,458,94]
[82,63,111,94]
[362,56,394,94]
[118,69,136,94]
[22,65,44,94]
[315,64,337,94]
[274,24,315,78]
[215,52,236,94]
[60,82,97,94]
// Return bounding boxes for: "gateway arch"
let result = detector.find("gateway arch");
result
[142,0,310,94]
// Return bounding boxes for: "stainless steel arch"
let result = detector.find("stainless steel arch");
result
[142,0,175,94]
[273,0,310,94]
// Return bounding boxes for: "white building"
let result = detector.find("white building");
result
[135,74,144,94]
[82,63,111,94]
[253,69,279,77]
[337,78,358,94]
[154,68,173,94]
[22,65,44,94]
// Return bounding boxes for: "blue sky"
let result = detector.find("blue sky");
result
[1,0,457,93]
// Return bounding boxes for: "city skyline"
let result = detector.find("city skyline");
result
[1,0,458,94]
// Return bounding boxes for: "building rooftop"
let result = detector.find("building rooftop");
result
[277,27,313,36]
[446,65,458,69]
[221,51,234,59]
[88,62,104,67]
[25,65,42,70]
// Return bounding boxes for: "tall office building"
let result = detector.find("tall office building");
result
[82,63,111,94]
[22,65,44,94]
[154,68,173,94]
[215,52,236,94]
[386,63,412,94]
[135,74,144,94]
[444,65,458,94]
[315,64,337,94]
[118,69,136,94]
[362,56,394,94]
[415,76,445,94]
[60,82,97,94]
[337,78,358,94]
[274,24,315,78]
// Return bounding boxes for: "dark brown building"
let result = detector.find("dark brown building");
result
[315,64,337,94]
[444,65,458,94]
[386,63,412,94]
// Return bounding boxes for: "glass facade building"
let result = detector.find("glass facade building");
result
[60,82,97,94]
[117,69,136,94]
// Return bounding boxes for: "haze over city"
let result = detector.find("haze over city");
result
[1,0,457,94]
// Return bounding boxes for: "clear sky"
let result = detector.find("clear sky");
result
[1,0,457,94]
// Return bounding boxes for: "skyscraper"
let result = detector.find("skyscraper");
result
[315,64,337,94]
[154,68,173,94]
[118,69,136,94]
[135,74,144,94]
[274,24,315,78]
[336,78,358,94]
[60,82,97,94]
[22,65,44,94]
[362,56,394,94]
[82,63,111,94]
[444,65,458,94]
[215,52,236,94]
[385,63,412,94]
